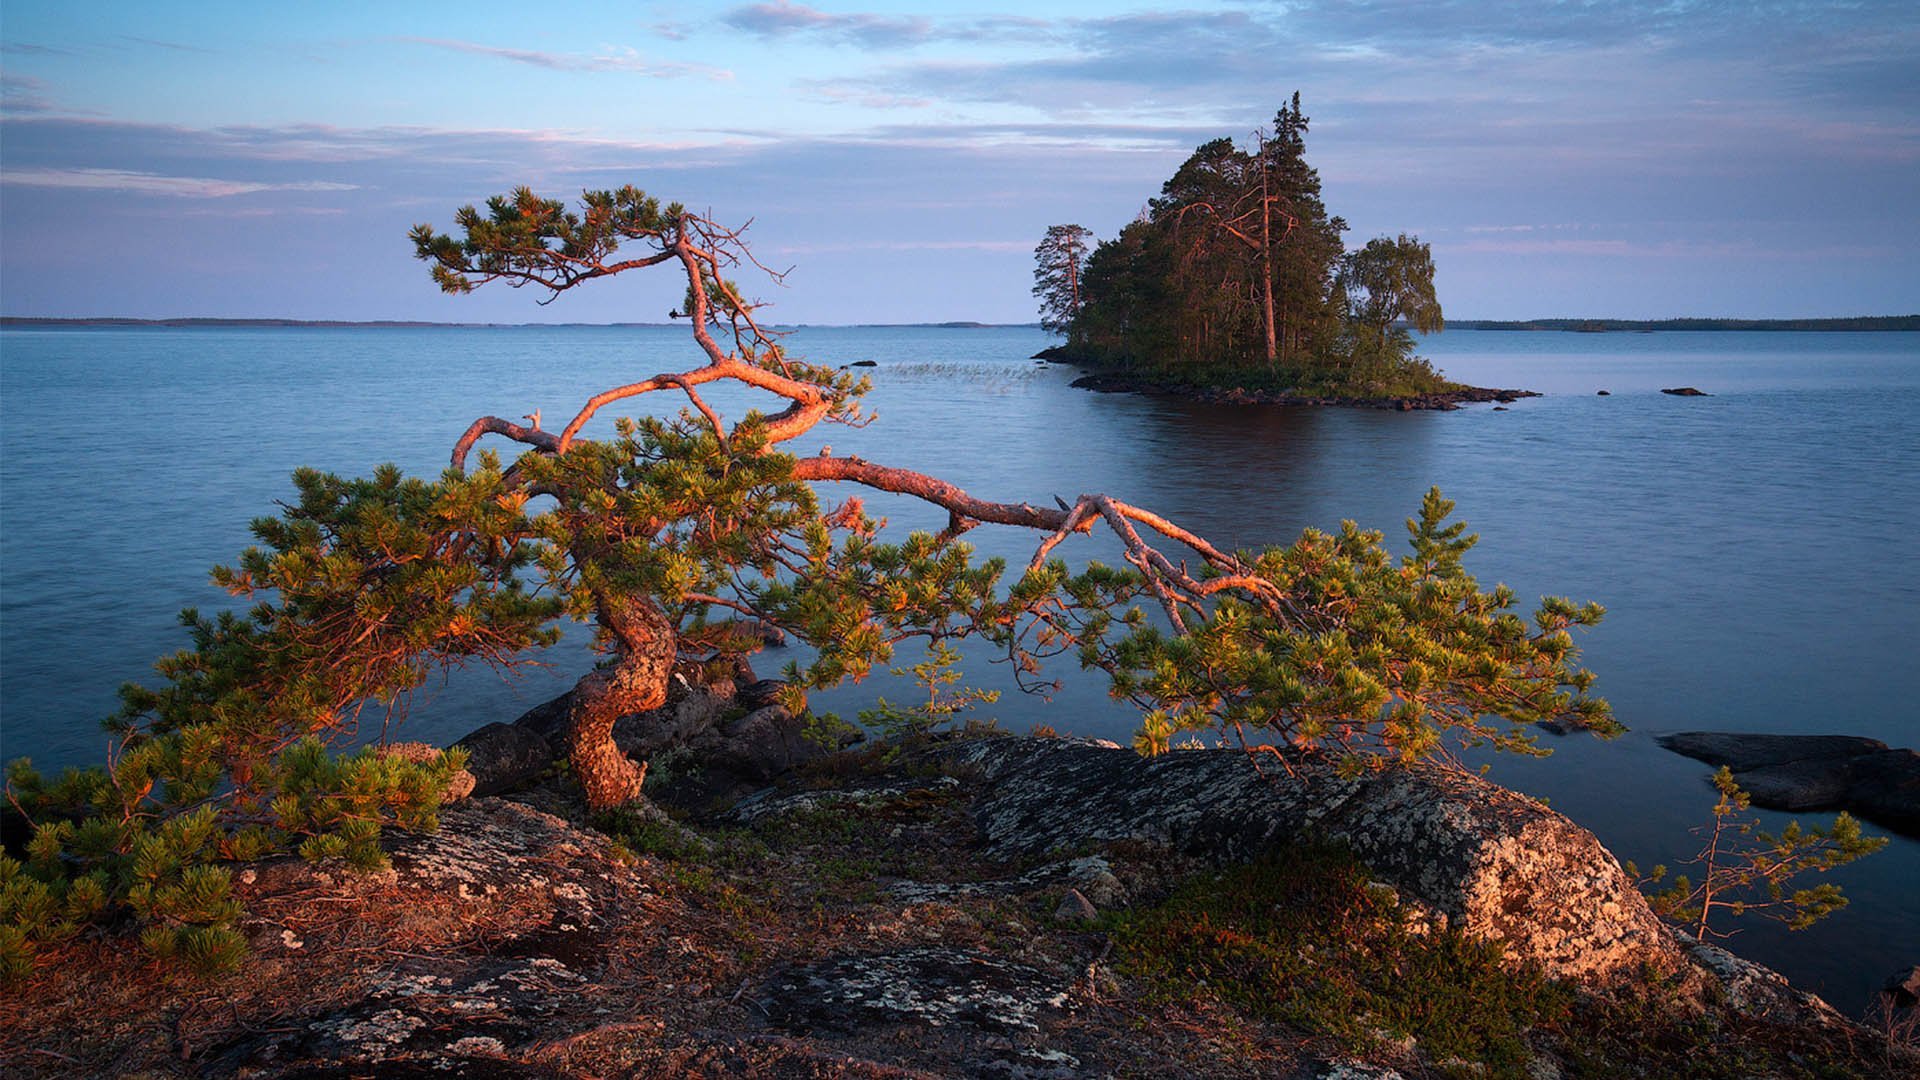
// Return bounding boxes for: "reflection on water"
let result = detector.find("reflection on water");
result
[2,325,1916,1009]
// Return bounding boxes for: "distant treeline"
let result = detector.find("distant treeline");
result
[1448,316,1920,332]
[0,317,1032,330]
[0,317,669,328]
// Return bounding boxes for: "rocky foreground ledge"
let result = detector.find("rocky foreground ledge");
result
[4,729,1912,1078]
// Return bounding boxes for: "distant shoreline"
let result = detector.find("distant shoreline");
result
[1449,316,1920,332]
[3,315,1915,332]
[0,317,1027,330]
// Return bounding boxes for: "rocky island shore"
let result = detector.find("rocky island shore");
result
[1035,348,1537,412]
[6,667,1914,1079]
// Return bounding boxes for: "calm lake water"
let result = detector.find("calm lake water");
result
[2,324,1916,1008]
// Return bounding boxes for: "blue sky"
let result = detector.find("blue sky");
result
[2,1,1914,322]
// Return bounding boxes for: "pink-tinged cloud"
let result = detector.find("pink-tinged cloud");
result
[406,38,732,81]
[0,168,359,198]
[724,2,931,46]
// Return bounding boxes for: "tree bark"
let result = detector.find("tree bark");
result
[1259,152,1277,368]
[567,589,677,811]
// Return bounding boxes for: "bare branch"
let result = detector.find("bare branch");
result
[450,417,562,471]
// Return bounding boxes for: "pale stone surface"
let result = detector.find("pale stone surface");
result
[758,947,1073,1034]
[938,736,1683,985]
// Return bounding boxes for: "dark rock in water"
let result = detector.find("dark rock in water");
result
[934,737,1679,985]
[758,947,1071,1035]
[1597,390,1611,395]
[1885,966,1920,1008]
[1660,732,1888,768]
[849,359,878,367]
[1492,406,1508,411]
[1658,732,1920,836]
[1031,344,1079,362]
[1661,387,1709,396]
[453,722,553,797]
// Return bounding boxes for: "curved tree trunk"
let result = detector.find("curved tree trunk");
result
[568,589,677,811]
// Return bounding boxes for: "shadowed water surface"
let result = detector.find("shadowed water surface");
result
[2,325,1915,1009]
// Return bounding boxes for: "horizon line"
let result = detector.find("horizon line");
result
[4,315,1917,330]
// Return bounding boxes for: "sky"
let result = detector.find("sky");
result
[1,1,1915,323]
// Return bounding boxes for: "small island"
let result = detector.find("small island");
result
[1030,94,1527,410]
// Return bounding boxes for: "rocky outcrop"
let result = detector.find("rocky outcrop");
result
[1659,731,1920,836]
[934,737,1681,985]
[478,666,853,807]
[209,799,648,1075]
[454,721,552,797]
[759,947,1073,1035]
[1068,372,1539,411]
[1661,386,1709,396]
[15,737,1903,1079]
[1675,933,1849,1028]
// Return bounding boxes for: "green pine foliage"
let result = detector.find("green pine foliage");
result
[3,741,468,980]
[857,640,1002,738]
[1634,767,1887,939]
[1023,487,1615,765]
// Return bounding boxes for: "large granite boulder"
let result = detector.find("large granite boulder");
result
[936,737,1681,986]
[1659,731,1920,836]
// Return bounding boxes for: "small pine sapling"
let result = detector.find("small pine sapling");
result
[857,640,1001,738]
[1634,766,1886,940]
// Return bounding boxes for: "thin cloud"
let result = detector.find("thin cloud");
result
[1461,223,1590,234]
[1,74,56,114]
[721,3,1051,49]
[406,38,732,81]
[724,2,931,47]
[1,168,360,198]
[802,84,932,110]
[120,35,214,54]
[1448,237,1893,260]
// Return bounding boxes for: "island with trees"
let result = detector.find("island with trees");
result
[1034,94,1529,410]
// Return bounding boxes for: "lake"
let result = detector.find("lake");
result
[2,324,1915,1009]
